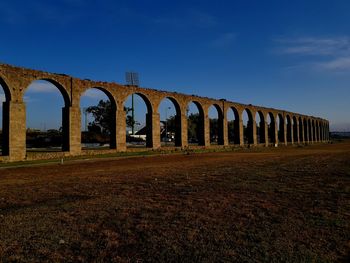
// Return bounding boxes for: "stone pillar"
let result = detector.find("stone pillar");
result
[296,124,300,144]
[264,121,269,147]
[239,119,244,146]
[203,110,210,147]
[146,113,160,149]
[290,123,294,144]
[252,117,257,146]
[274,119,279,146]
[314,123,317,142]
[115,108,126,151]
[4,101,26,161]
[62,106,81,155]
[180,114,188,148]
[222,114,228,146]
[283,121,288,146]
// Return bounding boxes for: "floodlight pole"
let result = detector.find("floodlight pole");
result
[126,72,139,135]
[132,94,135,135]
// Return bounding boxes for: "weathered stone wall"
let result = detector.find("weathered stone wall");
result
[0,63,330,162]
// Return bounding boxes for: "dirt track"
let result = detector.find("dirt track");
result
[0,142,349,262]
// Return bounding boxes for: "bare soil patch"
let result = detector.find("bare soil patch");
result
[0,142,349,262]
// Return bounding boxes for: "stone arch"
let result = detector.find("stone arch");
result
[28,78,71,107]
[82,86,116,107]
[292,116,298,143]
[157,96,182,147]
[187,100,205,146]
[208,103,224,145]
[0,76,11,155]
[158,96,181,114]
[227,106,240,145]
[124,92,153,114]
[80,86,117,149]
[242,108,254,145]
[255,110,265,144]
[0,75,12,101]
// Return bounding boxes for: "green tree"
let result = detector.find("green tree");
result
[228,120,235,142]
[86,100,140,135]
[86,100,114,135]
[125,106,140,129]
[188,113,200,142]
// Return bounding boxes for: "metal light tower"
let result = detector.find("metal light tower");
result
[126,72,140,135]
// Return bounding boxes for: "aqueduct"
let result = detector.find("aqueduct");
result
[0,63,330,162]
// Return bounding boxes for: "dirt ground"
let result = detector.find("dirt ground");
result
[0,141,349,262]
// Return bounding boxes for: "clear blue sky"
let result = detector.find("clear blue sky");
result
[0,0,349,131]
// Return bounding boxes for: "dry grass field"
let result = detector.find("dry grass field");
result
[0,141,349,262]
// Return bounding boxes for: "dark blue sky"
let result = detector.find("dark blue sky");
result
[0,0,349,131]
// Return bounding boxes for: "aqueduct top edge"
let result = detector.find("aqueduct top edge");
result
[0,62,328,123]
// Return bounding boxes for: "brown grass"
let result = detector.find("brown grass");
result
[0,141,349,262]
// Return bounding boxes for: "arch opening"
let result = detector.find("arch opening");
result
[227,107,240,145]
[124,93,153,148]
[256,111,265,144]
[187,101,204,146]
[277,113,285,144]
[24,80,70,152]
[209,104,224,145]
[303,119,308,142]
[298,117,304,143]
[158,97,181,147]
[292,116,298,143]
[286,115,292,143]
[80,88,116,150]
[267,112,276,145]
[0,79,10,156]
[308,119,312,142]
[242,109,254,145]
